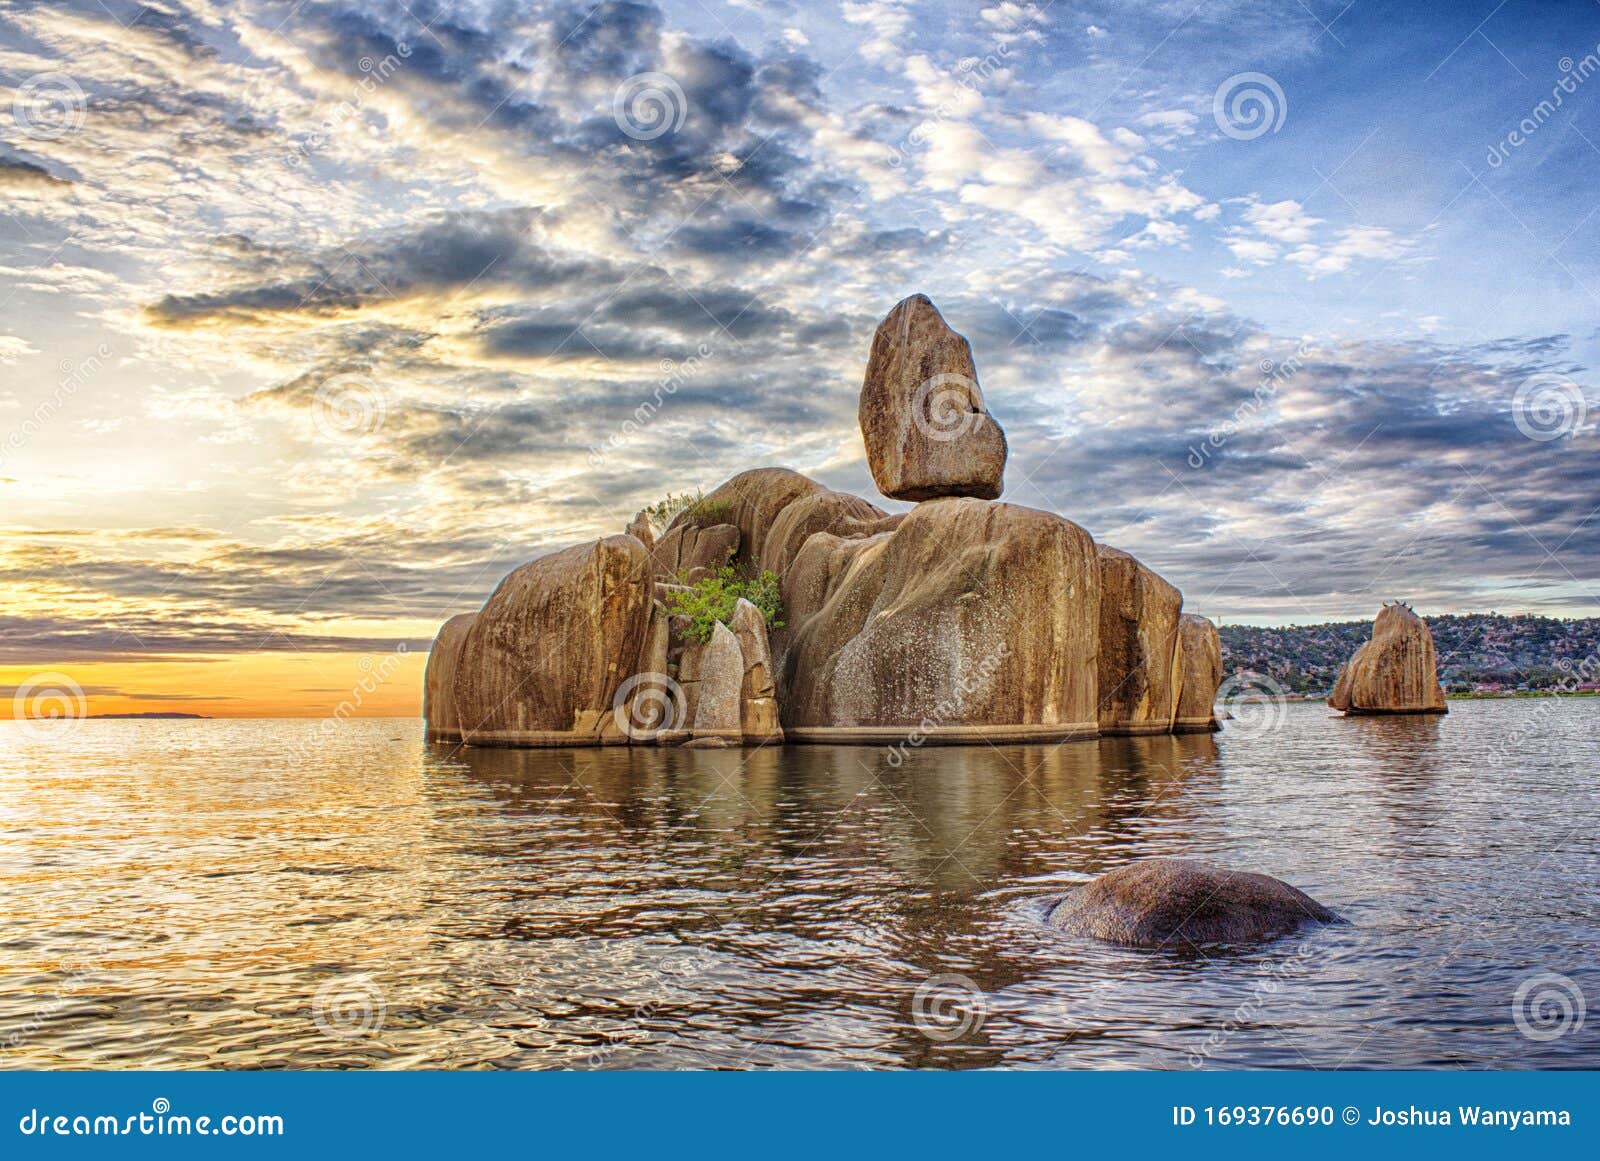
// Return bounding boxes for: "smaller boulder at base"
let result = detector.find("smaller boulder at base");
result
[1048,858,1341,947]
[691,621,744,743]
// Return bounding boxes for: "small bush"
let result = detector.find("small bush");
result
[681,497,734,527]
[665,565,784,644]
[641,490,735,533]
[642,490,703,534]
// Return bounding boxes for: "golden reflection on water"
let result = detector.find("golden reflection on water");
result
[0,702,1595,1070]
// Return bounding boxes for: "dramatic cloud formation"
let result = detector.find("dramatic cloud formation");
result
[1,0,1596,711]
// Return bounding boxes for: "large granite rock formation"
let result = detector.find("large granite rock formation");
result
[1329,603,1448,715]
[423,612,476,743]
[423,295,1226,751]
[858,294,1008,502]
[1173,614,1223,734]
[1096,546,1184,736]
[781,497,1100,743]
[451,535,656,746]
[1048,858,1341,947]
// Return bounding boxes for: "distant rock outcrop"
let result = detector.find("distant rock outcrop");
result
[858,294,1008,502]
[1328,603,1448,715]
[1174,614,1223,733]
[1096,546,1183,736]
[1048,858,1341,947]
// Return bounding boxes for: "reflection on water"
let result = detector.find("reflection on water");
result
[1,700,1597,1069]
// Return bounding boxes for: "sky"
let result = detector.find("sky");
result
[1,0,1597,717]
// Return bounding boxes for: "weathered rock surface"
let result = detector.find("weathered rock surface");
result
[692,621,745,742]
[759,488,890,576]
[625,510,654,550]
[858,294,1008,502]
[651,522,740,583]
[1097,545,1183,736]
[423,613,476,743]
[1048,858,1341,947]
[450,535,655,746]
[1173,614,1223,734]
[1329,603,1448,715]
[781,497,1100,742]
[665,467,824,569]
[728,597,784,744]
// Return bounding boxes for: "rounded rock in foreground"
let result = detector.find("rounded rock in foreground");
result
[1047,857,1340,948]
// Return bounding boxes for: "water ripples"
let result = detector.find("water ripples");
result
[1,700,1596,1069]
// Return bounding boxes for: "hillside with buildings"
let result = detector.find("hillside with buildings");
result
[1219,614,1600,695]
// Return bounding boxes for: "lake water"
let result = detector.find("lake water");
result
[1,699,1596,1070]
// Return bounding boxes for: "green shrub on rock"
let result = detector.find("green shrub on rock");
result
[666,565,784,644]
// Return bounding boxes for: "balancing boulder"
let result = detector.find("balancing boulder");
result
[857,294,1008,502]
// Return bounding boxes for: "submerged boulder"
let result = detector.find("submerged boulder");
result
[1048,858,1340,947]
[1173,613,1223,734]
[423,612,476,743]
[1329,603,1448,715]
[858,294,1008,502]
[781,497,1100,742]
[1096,546,1184,735]
[449,535,656,746]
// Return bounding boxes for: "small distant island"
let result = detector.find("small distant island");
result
[87,712,210,720]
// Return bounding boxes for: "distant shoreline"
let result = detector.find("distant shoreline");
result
[85,712,210,719]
